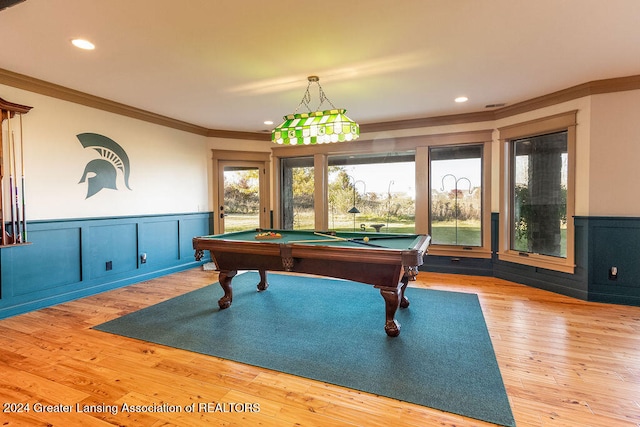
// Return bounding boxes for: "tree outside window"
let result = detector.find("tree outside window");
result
[511,131,568,258]
[281,157,315,230]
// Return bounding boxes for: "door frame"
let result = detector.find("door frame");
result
[212,150,271,234]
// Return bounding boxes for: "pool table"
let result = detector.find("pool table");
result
[193,229,431,337]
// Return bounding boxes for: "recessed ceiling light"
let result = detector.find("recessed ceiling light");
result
[71,39,95,50]
[264,120,274,125]
[455,96,468,103]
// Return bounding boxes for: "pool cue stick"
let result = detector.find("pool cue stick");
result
[313,231,345,240]
[10,127,20,243]
[288,238,343,244]
[0,110,5,245]
[313,231,384,248]
[6,112,17,243]
[352,235,402,241]
[19,113,26,242]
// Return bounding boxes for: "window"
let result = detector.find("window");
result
[499,112,576,273]
[281,157,314,230]
[511,132,567,258]
[429,145,483,247]
[327,153,416,233]
[272,129,493,241]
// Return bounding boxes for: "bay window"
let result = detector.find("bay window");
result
[429,144,483,247]
[499,111,576,273]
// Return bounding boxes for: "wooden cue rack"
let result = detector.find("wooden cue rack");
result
[0,96,32,247]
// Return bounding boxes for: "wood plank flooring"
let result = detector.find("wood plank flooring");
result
[1,268,639,426]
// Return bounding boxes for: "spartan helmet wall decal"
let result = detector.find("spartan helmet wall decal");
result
[77,133,132,199]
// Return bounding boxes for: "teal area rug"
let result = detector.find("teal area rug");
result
[94,272,515,426]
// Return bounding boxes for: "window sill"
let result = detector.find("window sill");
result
[428,246,492,259]
[498,251,575,274]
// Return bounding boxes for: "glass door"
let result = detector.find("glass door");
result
[218,162,266,233]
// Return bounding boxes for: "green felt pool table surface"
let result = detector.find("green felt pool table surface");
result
[196,229,426,250]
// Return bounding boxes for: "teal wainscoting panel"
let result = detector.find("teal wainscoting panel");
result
[422,255,493,276]
[140,219,180,267]
[582,217,640,305]
[10,226,83,296]
[179,216,212,261]
[0,212,214,319]
[591,226,640,286]
[88,222,138,279]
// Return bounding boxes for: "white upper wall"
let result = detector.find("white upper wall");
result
[1,84,211,220]
[588,90,640,216]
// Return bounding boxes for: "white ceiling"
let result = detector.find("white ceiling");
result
[1,0,640,134]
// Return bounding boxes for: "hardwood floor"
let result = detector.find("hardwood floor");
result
[1,268,639,426]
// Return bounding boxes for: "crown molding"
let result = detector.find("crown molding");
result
[0,68,269,139]
[365,74,640,131]
[207,128,270,141]
[359,111,495,133]
[493,74,640,119]
[3,67,640,139]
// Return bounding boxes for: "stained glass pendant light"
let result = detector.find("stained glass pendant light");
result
[272,76,359,145]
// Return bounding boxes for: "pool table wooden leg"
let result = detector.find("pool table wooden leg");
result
[217,270,237,309]
[399,274,410,309]
[379,286,402,337]
[379,272,413,336]
[257,269,269,291]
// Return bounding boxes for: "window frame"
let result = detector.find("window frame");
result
[326,152,418,234]
[280,156,316,230]
[272,130,493,259]
[498,111,577,273]
[212,150,271,233]
[428,143,485,248]
[424,141,492,258]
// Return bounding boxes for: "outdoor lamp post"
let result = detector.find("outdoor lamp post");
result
[348,179,366,231]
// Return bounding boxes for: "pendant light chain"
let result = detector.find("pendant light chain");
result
[294,76,337,113]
